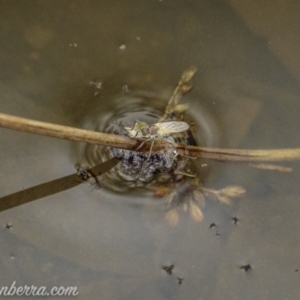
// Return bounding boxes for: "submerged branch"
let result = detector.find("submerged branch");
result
[0,112,300,163]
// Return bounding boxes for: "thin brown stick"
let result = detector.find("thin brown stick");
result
[247,163,292,172]
[0,113,138,150]
[1,112,300,163]
[177,144,300,162]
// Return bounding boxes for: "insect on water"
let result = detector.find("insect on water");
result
[125,120,190,158]
[122,120,196,183]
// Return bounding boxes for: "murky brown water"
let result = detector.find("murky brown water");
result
[0,1,300,299]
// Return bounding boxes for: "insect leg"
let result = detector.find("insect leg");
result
[174,170,196,178]
[146,138,155,160]
[135,138,150,151]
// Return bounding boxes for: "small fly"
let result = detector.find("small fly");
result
[125,120,189,158]
[125,120,189,138]
[141,121,189,138]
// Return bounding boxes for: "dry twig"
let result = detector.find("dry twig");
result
[0,113,300,165]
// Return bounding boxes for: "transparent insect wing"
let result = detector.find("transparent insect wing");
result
[155,121,189,135]
[124,127,141,138]
[124,121,148,138]
[134,121,148,131]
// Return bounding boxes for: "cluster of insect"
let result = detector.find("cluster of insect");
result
[116,119,195,183]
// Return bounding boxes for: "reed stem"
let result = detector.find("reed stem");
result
[1,112,300,163]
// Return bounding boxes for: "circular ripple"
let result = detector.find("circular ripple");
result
[77,90,220,194]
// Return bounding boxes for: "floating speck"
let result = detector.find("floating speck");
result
[119,44,126,50]
[162,264,174,275]
[122,85,129,93]
[232,216,239,224]
[89,81,102,89]
[5,223,12,229]
[240,264,252,272]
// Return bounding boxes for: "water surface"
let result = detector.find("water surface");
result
[0,1,300,299]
